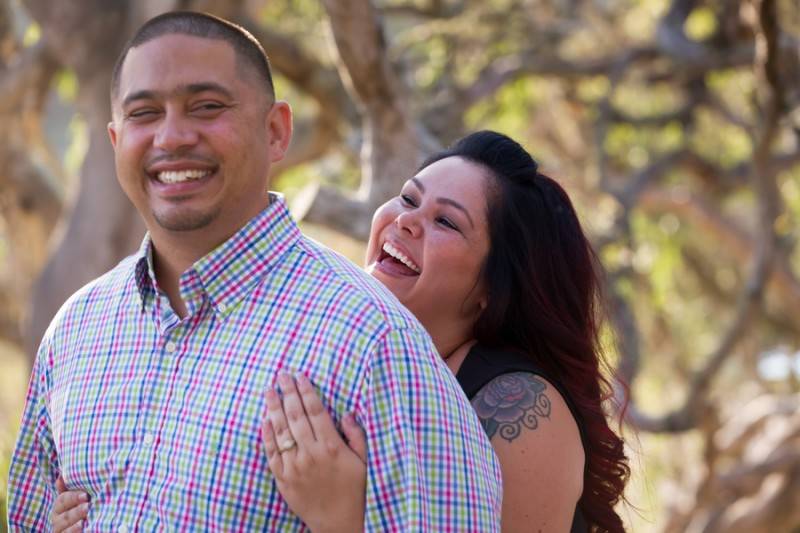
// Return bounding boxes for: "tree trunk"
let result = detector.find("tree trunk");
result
[22,0,144,359]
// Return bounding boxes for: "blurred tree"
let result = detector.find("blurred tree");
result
[1,0,799,530]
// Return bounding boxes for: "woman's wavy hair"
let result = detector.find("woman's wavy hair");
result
[421,130,630,532]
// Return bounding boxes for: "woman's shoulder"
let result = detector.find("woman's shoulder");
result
[472,371,585,527]
[470,370,582,449]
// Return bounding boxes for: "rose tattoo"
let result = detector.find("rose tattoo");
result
[471,372,552,442]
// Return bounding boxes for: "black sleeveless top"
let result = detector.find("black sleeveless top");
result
[455,343,589,533]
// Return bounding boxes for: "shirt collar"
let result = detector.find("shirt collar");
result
[133,194,302,316]
[134,235,157,305]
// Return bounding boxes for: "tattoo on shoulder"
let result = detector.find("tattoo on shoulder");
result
[471,372,552,442]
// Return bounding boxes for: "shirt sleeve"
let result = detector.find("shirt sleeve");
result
[7,337,59,531]
[360,327,503,532]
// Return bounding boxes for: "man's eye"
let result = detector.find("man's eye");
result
[400,194,417,207]
[192,103,226,114]
[127,109,158,119]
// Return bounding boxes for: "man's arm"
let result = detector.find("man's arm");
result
[360,328,503,532]
[7,339,60,530]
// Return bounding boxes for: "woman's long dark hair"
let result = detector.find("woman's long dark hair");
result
[422,131,630,532]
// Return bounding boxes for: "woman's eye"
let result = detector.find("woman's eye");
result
[400,194,417,207]
[437,217,459,231]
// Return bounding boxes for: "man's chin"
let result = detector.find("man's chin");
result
[153,208,218,232]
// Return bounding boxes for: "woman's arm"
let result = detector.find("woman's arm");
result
[262,372,367,533]
[472,372,585,533]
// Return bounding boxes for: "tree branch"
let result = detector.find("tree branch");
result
[622,0,787,433]
[0,41,59,116]
[321,0,422,210]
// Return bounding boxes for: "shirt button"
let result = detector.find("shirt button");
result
[218,302,227,313]
[165,341,177,353]
[143,433,154,445]
[119,526,130,533]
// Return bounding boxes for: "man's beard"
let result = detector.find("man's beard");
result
[153,205,220,232]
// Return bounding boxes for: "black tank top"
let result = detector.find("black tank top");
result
[455,343,589,533]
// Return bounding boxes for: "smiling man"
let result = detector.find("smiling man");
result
[7,11,501,532]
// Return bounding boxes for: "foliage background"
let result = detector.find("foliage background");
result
[1,0,799,531]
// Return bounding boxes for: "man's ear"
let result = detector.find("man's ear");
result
[108,121,118,149]
[266,101,292,163]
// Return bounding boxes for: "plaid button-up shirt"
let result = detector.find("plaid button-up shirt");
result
[8,196,502,532]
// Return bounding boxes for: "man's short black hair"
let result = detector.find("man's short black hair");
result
[111,11,275,101]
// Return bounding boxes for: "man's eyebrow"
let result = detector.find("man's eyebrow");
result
[437,198,475,228]
[182,82,234,100]
[122,90,157,108]
[121,82,234,108]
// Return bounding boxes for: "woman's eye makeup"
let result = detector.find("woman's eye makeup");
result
[437,217,459,230]
[398,192,465,232]
[400,194,418,207]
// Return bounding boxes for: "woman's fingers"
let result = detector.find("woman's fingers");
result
[261,418,284,475]
[296,374,340,441]
[52,496,88,533]
[342,413,368,464]
[264,386,296,456]
[277,373,316,445]
[64,522,85,533]
[53,489,89,514]
[52,477,90,533]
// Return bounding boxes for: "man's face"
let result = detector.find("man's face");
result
[108,34,291,239]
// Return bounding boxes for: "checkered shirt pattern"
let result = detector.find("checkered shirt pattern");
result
[7,196,502,532]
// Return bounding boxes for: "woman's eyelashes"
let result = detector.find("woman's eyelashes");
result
[399,194,462,232]
[436,217,459,231]
[400,194,417,207]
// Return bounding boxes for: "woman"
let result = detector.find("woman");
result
[53,131,629,532]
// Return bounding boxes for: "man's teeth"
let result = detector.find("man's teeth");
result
[383,242,421,273]
[157,169,212,184]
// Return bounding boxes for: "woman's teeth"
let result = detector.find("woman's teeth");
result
[157,169,212,184]
[383,242,421,273]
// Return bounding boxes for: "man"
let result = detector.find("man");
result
[7,11,501,531]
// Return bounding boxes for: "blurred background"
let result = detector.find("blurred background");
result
[1,0,799,530]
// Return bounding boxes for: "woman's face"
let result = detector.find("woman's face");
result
[365,156,491,334]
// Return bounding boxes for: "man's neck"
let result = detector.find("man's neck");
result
[151,239,201,319]
[149,221,246,318]
[148,197,273,318]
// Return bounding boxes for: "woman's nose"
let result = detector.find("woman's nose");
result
[395,209,421,237]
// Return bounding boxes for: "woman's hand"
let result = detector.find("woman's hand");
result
[51,476,88,532]
[262,372,367,533]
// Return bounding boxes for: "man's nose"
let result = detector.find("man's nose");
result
[154,112,199,152]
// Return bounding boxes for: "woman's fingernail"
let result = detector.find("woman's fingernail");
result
[278,372,293,387]
[80,492,89,502]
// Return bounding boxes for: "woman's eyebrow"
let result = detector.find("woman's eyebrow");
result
[410,177,475,228]
[436,198,474,228]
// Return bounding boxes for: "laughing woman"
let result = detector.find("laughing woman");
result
[53,131,629,532]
